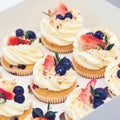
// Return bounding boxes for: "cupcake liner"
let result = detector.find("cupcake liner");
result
[1,56,33,76]
[65,113,72,120]
[72,57,105,79]
[41,35,73,53]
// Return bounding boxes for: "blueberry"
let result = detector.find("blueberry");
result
[14,94,25,103]
[117,70,120,78]
[94,88,107,100]
[94,30,104,39]
[16,29,24,37]
[32,108,43,118]
[18,64,26,69]
[93,99,104,108]
[55,64,66,76]
[27,30,36,39]
[64,12,73,19]
[86,32,94,36]
[45,111,56,120]
[56,14,64,20]
[13,86,24,95]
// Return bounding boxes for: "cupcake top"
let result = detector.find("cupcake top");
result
[0,79,31,118]
[65,79,110,120]
[105,60,120,96]
[73,27,120,70]
[40,2,83,46]
[2,28,43,65]
[33,53,76,91]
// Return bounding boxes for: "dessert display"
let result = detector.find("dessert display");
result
[40,2,84,53]
[65,79,110,120]
[1,28,43,76]
[0,79,32,120]
[31,53,77,104]
[72,27,120,79]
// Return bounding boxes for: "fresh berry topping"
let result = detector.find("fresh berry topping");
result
[33,117,48,120]
[55,64,66,76]
[117,70,120,78]
[26,30,36,39]
[0,87,14,100]
[18,64,26,69]
[45,111,56,120]
[32,108,43,118]
[79,79,97,104]
[94,30,104,40]
[94,88,107,100]
[56,14,64,20]
[44,55,55,70]
[118,63,120,68]
[86,32,94,36]
[16,29,24,37]
[7,36,21,45]
[13,86,24,95]
[93,98,104,108]
[14,94,25,103]
[64,12,73,19]
[80,34,106,50]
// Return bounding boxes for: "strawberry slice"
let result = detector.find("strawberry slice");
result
[0,87,14,100]
[43,55,55,70]
[80,34,106,50]
[51,2,68,16]
[33,117,48,120]
[78,79,97,104]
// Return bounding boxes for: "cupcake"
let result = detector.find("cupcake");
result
[72,27,120,79]
[1,28,43,76]
[31,53,77,104]
[65,79,110,120]
[0,79,32,120]
[105,59,120,96]
[40,2,84,53]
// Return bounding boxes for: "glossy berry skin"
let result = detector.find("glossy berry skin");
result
[94,30,104,40]
[18,64,26,69]
[117,70,120,78]
[13,86,24,95]
[45,111,56,120]
[55,64,66,76]
[56,14,64,20]
[93,99,104,108]
[32,108,43,118]
[86,32,94,36]
[14,94,25,103]
[27,30,36,39]
[64,12,73,19]
[16,29,24,37]
[94,88,107,100]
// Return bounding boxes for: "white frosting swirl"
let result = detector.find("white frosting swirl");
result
[40,10,83,46]
[2,34,43,65]
[73,28,120,70]
[0,79,31,117]
[33,58,76,91]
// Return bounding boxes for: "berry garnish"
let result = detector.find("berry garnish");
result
[86,32,94,36]
[13,86,24,95]
[44,111,56,120]
[94,30,104,40]
[14,94,25,103]
[16,29,24,37]
[64,12,73,19]
[26,30,36,39]
[33,117,48,120]
[55,64,66,76]
[56,14,64,20]
[118,63,120,68]
[7,36,21,45]
[32,108,43,118]
[117,70,120,78]
[18,64,26,69]
[93,99,104,108]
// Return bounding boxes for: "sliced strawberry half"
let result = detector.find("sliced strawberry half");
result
[80,34,106,50]
[33,117,48,120]
[43,55,55,70]
[78,79,97,104]
[0,87,14,100]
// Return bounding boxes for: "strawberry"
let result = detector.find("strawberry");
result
[80,34,106,50]
[43,55,55,70]
[78,79,97,104]
[118,63,120,68]
[33,117,48,120]
[0,87,14,100]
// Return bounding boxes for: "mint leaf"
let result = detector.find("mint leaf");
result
[105,44,114,50]
[90,86,100,97]
[55,52,60,62]
[104,35,108,45]
[0,92,6,104]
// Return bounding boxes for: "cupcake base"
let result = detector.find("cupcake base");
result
[0,105,32,120]
[41,35,73,53]
[65,113,72,120]
[31,80,77,104]
[1,56,34,76]
[72,57,105,79]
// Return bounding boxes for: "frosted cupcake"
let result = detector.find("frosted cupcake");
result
[40,2,83,53]
[1,28,43,76]
[31,53,77,104]
[0,79,32,120]
[72,27,120,79]
[65,79,110,120]
[105,59,120,96]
